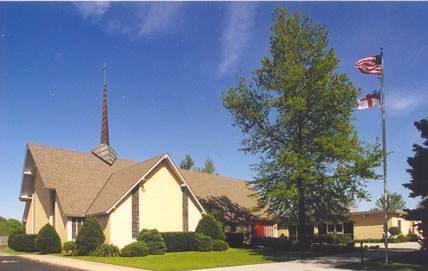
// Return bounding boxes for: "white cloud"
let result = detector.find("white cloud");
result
[218,3,257,76]
[138,3,180,36]
[74,2,110,19]
[388,88,428,113]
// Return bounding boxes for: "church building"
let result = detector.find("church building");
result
[18,70,275,248]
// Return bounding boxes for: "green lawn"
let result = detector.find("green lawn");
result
[70,248,329,271]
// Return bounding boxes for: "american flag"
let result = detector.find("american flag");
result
[355,55,383,76]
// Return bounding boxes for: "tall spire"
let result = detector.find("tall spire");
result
[101,64,109,145]
[92,64,117,165]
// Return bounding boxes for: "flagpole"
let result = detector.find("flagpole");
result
[380,47,389,265]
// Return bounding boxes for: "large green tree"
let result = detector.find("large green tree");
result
[222,8,381,243]
[373,192,406,211]
[403,118,428,250]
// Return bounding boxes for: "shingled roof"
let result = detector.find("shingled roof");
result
[22,144,268,220]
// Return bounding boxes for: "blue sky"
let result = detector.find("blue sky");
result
[1,2,427,219]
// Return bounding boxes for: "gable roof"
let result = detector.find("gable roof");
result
[21,144,267,220]
[26,144,139,216]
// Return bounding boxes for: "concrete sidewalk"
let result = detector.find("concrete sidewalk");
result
[197,247,418,271]
[0,253,149,271]
[1,244,419,271]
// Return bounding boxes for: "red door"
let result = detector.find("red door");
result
[255,223,265,237]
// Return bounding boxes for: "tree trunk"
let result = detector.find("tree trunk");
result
[297,177,306,246]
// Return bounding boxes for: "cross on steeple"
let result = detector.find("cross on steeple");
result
[92,64,118,165]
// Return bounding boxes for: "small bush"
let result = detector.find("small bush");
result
[212,239,229,251]
[253,237,294,251]
[92,244,120,257]
[225,232,244,248]
[137,229,166,255]
[194,233,213,251]
[196,215,225,240]
[8,234,37,252]
[35,224,61,254]
[161,232,199,252]
[314,234,353,246]
[63,241,77,255]
[120,241,148,257]
[388,226,401,236]
[75,217,105,255]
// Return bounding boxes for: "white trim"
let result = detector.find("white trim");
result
[105,154,206,215]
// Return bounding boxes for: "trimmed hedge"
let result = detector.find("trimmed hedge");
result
[35,224,61,254]
[161,232,213,252]
[194,233,212,251]
[120,241,148,257]
[8,234,37,252]
[161,232,197,252]
[76,217,105,255]
[92,244,120,257]
[63,241,77,255]
[212,239,229,251]
[137,229,166,255]
[314,234,353,246]
[253,237,294,251]
[226,233,244,247]
[196,215,225,240]
[225,232,244,248]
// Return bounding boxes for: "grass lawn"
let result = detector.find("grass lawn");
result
[0,249,36,255]
[69,248,336,271]
[340,251,428,271]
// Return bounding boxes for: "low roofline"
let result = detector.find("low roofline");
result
[350,209,405,216]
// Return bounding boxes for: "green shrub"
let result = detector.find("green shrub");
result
[355,238,383,243]
[137,229,166,255]
[195,215,225,240]
[75,217,105,255]
[314,234,353,246]
[225,233,244,248]
[63,241,77,255]
[8,234,37,252]
[120,241,148,257]
[161,232,198,252]
[389,226,401,236]
[35,224,61,254]
[212,239,229,251]
[253,237,294,251]
[194,233,213,251]
[92,244,120,257]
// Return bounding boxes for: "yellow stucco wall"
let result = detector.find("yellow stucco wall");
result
[352,214,400,240]
[109,193,133,248]
[25,200,34,234]
[54,200,67,243]
[188,197,202,231]
[28,172,51,234]
[139,164,184,232]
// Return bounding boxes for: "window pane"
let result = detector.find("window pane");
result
[336,224,343,233]
[327,224,335,233]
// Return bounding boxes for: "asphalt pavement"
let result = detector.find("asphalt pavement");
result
[0,255,79,271]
